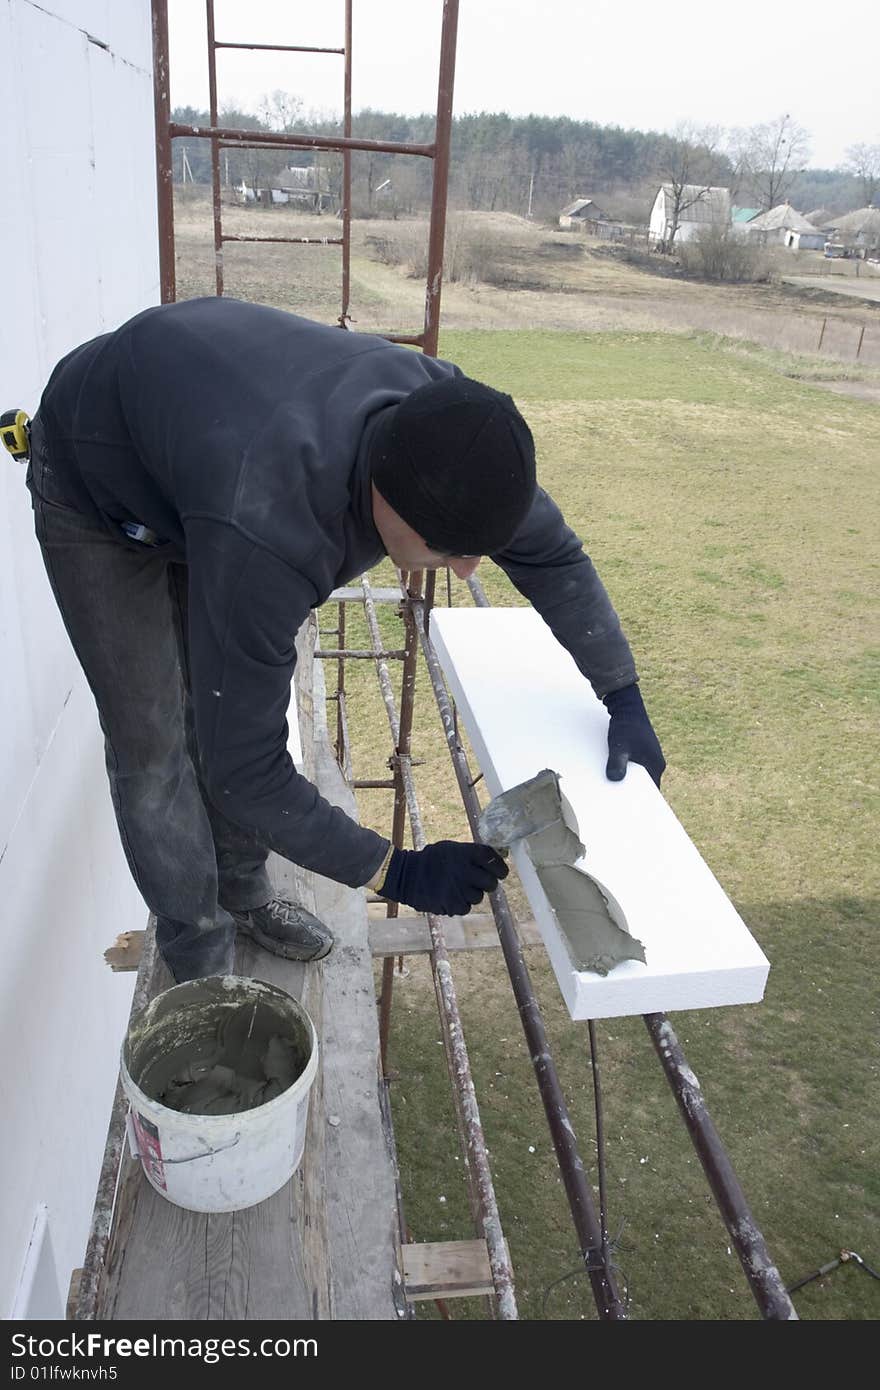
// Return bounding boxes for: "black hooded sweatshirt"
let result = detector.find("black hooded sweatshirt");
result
[38,297,636,887]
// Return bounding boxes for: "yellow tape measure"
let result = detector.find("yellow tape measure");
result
[1,409,30,461]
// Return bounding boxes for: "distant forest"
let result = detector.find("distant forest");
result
[171,104,864,223]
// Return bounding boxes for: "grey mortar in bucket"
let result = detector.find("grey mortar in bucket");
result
[124,976,311,1117]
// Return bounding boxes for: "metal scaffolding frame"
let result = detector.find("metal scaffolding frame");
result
[150,0,797,1320]
[325,570,796,1321]
[152,0,455,353]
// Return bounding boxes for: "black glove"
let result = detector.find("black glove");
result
[379,841,509,917]
[603,683,666,788]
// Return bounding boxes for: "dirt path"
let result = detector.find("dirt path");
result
[809,378,880,403]
[782,275,880,304]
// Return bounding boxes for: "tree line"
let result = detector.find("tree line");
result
[171,101,870,223]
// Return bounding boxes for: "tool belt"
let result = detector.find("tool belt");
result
[7,407,164,548]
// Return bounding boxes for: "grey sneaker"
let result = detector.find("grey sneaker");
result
[230,898,334,961]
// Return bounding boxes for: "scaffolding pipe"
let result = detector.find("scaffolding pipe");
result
[645,1015,797,1319]
[213,42,345,55]
[409,590,628,1320]
[220,235,344,246]
[360,575,518,1320]
[168,122,435,159]
[463,571,796,1319]
[361,572,417,1068]
[151,0,175,303]
[336,601,347,768]
[205,1,224,296]
[341,0,353,325]
[423,0,459,356]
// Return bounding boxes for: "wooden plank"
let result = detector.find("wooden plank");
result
[311,744,405,1319]
[91,615,401,1320]
[309,650,405,1321]
[402,1239,493,1300]
[430,607,770,1022]
[66,1270,82,1322]
[103,931,144,972]
[327,586,400,605]
[369,912,543,956]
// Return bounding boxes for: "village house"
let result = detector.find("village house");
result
[805,208,839,237]
[235,163,333,211]
[648,184,730,246]
[832,207,880,258]
[731,206,761,233]
[746,203,825,250]
[558,198,609,232]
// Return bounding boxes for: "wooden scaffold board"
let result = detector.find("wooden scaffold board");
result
[78,620,404,1321]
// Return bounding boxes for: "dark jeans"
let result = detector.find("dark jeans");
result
[26,420,273,981]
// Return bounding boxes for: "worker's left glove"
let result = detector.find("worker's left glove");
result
[603,683,666,788]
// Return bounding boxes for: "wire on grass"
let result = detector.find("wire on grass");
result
[787,1249,880,1295]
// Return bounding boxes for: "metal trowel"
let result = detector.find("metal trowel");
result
[477,768,646,976]
[477,769,584,864]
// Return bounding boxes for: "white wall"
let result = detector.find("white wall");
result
[648,188,666,243]
[0,0,159,1319]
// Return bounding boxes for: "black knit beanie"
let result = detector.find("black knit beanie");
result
[369,376,537,555]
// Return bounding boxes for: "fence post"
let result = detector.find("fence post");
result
[856,324,866,360]
[817,317,827,351]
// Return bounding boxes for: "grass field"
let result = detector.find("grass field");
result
[176,201,880,1318]
[339,330,880,1320]
[174,195,880,370]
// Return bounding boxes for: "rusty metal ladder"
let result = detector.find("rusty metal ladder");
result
[153,0,456,353]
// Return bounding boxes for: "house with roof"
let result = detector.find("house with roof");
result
[648,184,730,247]
[832,207,880,257]
[274,164,333,211]
[558,198,609,231]
[732,206,760,226]
[234,163,333,212]
[805,208,838,236]
[746,203,825,250]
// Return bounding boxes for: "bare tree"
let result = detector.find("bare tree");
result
[258,89,302,134]
[843,142,880,207]
[656,121,725,250]
[732,114,811,210]
[219,103,275,196]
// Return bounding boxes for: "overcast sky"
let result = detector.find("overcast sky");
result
[168,0,878,170]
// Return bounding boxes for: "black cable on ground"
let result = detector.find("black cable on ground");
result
[541,1224,629,1319]
[540,1024,630,1319]
[588,1020,610,1270]
[540,1017,628,1319]
[787,1249,880,1295]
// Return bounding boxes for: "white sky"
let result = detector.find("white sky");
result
[168,0,879,170]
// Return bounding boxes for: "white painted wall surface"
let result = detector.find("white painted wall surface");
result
[648,189,709,246]
[648,187,666,243]
[0,0,159,1319]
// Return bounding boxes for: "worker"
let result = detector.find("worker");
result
[21,297,664,983]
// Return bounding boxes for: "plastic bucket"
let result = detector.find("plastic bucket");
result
[120,975,318,1213]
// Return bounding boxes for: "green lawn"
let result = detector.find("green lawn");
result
[342,329,880,1320]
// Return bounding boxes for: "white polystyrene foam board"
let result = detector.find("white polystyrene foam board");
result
[430,607,769,1021]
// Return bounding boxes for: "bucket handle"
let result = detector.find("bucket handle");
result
[162,1134,242,1165]
[128,1117,242,1166]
